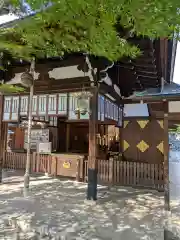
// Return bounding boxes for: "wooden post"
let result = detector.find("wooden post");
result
[0,95,4,182]
[163,100,170,211]
[76,158,81,182]
[109,157,114,184]
[66,123,70,152]
[87,87,98,201]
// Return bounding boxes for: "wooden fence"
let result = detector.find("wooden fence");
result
[3,152,82,180]
[3,152,164,190]
[83,158,164,190]
[4,152,29,170]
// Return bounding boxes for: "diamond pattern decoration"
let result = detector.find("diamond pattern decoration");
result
[123,140,130,152]
[157,141,164,154]
[157,120,164,129]
[137,120,149,129]
[124,121,129,128]
[137,140,149,152]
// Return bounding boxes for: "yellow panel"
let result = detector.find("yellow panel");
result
[157,120,164,129]
[157,141,164,154]
[137,120,149,129]
[137,140,149,152]
[123,140,130,152]
[123,121,129,128]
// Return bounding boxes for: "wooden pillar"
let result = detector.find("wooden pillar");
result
[0,95,4,181]
[87,87,98,201]
[66,123,70,152]
[163,100,170,211]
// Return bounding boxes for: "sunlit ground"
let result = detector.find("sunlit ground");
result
[0,170,179,239]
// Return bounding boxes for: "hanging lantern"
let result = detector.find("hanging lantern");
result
[20,72,33,88]
[73,91,92,116]
[74,108,80,115]
[77,96,89,115]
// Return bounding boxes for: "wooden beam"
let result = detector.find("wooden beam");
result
[136,70,157,75]
[99,82,121,104]
[137,75,158,80]
[87,86,98,201]
[160,38,168,81]
[121,96,180,104]
[134,64,156,70]
[34,85,92,94]
[163,101,170,211]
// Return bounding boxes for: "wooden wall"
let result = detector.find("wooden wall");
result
[69,123,89,153]
[122,118,164,163]
[14,128,24,149]
[9,126,58,152]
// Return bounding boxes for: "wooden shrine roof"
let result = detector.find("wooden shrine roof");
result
[107,38,176,97]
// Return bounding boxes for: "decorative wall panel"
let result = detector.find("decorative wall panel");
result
[100,95,105,121]
[123,121,129,128]
[48,94,57,115]
[169,101,180,113]
[105,99,108,118]
[137,140,149,152]
[32,96,38,115]
[157,120,164,129]
[68,93,78,120]
[11,96,19,121]
[123,140,130,152]
[121,119,164,163]
[157,141,164,154]
[137,120,149,129]
[117,107,123,127]
[98,95,101,121]
[58,93,67,115]
[38,95,47,115]
[20,96,28,116]
[3,96,11,121]
[98,94,105,121]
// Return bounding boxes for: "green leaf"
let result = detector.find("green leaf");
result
[0,84,25,93]
[0,0,179,61]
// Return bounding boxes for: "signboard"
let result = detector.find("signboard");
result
[37,142,52,154]
[24,128,49,150]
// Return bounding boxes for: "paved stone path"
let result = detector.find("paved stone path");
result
[0,170,179,239]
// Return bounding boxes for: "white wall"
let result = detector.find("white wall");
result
[124,103,149,117]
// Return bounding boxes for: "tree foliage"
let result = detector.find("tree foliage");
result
[0,0,28,16]
[0,0,179,62]
[0,83,24,93]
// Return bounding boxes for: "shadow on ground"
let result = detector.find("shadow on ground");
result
[0,170,167,239]
[165,229,180,240]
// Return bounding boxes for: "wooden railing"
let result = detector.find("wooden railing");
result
[4,152,30,170]
[3,152,82,180]
[84,158,164,190]
[3,152,164,190]
[33,153,52,174]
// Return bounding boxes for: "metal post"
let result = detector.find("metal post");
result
[24,59,35,196]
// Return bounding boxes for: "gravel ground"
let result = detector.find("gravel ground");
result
[0,170,179,240]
